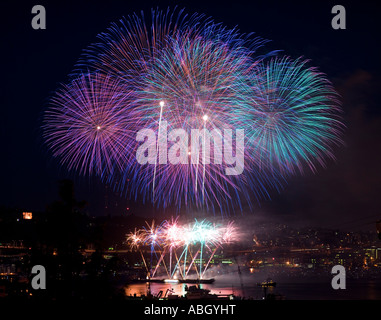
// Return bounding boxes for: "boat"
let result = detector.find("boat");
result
[129,278,215,284]
[184,285,218,300]
[184,284,235,300]
[179,278,215,284]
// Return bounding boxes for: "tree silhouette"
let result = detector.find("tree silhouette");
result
[41,180,88,298]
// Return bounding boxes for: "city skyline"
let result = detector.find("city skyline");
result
[1,211,380,299]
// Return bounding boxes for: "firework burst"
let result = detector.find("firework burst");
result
[43,73,141,180]
[243,57,344,175]
[126,32,274,211]
[43,8,344,214]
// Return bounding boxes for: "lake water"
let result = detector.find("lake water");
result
[124,276,381,300]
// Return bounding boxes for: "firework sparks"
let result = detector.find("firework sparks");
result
[43,8,344,214]
[42,73,137,180]
[126,219,236,279]
[244,57,344,175]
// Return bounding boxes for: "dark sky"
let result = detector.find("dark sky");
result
[1,0,381,230]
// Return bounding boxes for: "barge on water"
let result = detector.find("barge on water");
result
[128,278,215,284]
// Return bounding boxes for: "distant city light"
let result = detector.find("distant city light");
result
[22,212,32,220]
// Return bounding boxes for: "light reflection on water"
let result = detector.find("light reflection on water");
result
[124,279,381,300]
[124,281,266,300]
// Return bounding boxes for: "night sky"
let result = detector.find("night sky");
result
[1,0,381,230]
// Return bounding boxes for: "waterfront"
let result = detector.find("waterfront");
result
[1,212,381,300]
[124,274,381,300]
